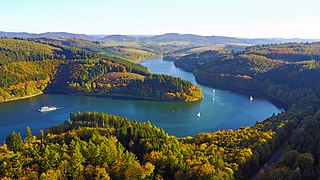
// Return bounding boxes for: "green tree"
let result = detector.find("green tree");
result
[5,131,22,152]
[25,126,33,142]
[38,130,45,143]
[125,163,147,180]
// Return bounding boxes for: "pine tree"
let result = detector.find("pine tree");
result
[25,126,33,142]
[5,131,22,152]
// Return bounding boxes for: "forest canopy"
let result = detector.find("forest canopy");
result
[0,38,202,102]
[174,42,320,179]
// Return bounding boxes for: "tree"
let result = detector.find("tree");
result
[38,130,45,143]
[125,163,147,180]
[40,169,62,180]
[5,131,22,152]
[25,126,33,142]
[297,153,314,174]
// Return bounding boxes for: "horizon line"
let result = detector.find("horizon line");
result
[0,30,319,40]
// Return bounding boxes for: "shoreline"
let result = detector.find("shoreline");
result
[46,91,202,102]
[174,63,288,109]
[0,92,44,103]
[196,78,288,110]
[133,55,163,63]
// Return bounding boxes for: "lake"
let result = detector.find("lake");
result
[0,59,283,142]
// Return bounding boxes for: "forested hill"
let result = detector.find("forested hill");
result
[0,31,95,40]
[0,38,99,65]
[28,38,163,63]
[48,59,202,102]
[0,38,202,102]
[0,110,293,179]
[174,42,320,179]
[1,31,319,45]
[175,42,320,100]
[100,33,320,45]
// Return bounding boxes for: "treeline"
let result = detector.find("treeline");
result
[126,74,202,101]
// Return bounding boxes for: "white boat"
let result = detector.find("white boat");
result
[38,106,58,112]
[212,89,216,94]
[197,112,201,118]
[250,96,254,101]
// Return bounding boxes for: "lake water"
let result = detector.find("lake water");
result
[0,59,283,142]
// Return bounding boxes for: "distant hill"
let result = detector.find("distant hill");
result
[101,35,140,43]
[100,33,239,44]
[0,31,319,45]
[0,31,95,40]
[101,33,320,45]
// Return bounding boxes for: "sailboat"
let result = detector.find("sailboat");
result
[212,89,216,94]
[250,96,254,101]
[197,112,201,118]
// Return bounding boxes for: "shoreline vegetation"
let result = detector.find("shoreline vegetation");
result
[0,92,43,103]
[0,38,202,103]
[162,57,288,108]
[46,91,202,102]
[192,69,289,109]
[78,92,202,102]
[171,44,320,179]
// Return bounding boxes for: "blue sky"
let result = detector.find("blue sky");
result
[1,0,319,38]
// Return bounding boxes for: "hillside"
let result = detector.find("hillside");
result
[0,38,202,102]
[175,42,320,94]
[0,38,100,65]
[174,42,320,179]
[0,38,100,102]
[29,38,167,63]
[162,44,246,61]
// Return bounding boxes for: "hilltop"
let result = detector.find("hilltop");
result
[1,31,319,45]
